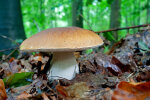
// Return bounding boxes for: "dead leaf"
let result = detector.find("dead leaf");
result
[56,85,68,97]
[56,82,89,99]
[41,93,50,100]
[74,52,80,59]
[95,53,121,76]
[9,57,15,63]
[79,60,97,73]
[0,62,12,77]
[9,59,21,73]
[136,70,150,81]
[112,81,150,100]
[20,59,32,71]
[0,79,7,100]
[17,91,32,100]
[111,56,132,73]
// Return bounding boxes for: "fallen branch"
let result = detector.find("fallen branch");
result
[0,35,20,46]
[0,47,18,63]
[95,24,150,33]
[0,47,19,52]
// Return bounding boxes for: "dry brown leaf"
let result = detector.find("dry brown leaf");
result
[74,52,80,59]
[111,56,132,73]
[17,91,32,100]
[41,93,50,100]
[29,54,42,62]
[0,79,7,100]
[9,57,15,63]
[56,82,89,99]
[9,59,22,73]
[56,85,68,97]
[112,81,150,100]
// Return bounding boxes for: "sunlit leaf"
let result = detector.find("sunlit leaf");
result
[0,79,7,100]
[112,81,150,100]
[3,72,34,88]
[85,49,93,54]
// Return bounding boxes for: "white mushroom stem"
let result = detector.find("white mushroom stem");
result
[48,52,79,80]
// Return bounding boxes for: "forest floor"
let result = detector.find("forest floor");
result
[0,27,150,100]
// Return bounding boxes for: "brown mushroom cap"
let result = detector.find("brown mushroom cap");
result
[20,27,103,52]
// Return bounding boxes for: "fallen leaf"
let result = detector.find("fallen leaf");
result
[79,60,97,73]
[3,72,34,88]
[9,57,15,63]
[136,70,150,81]
[74,52,80,59]
[111,56,132,73]
[95,53,121,76]
[0,79,7,100]
[41,93,50,100]
[56,85,68,97]
[9,59,21,73]
[17,91,32,100]
[56,82,89,99]
[0,62,12,77]
[112,81,150,100]
[20,59,32,71]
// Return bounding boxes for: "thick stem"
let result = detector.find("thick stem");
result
[48,52,79,80]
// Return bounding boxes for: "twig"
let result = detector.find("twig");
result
[95,24,150,33]
[0,47,19,52]
[80,14,92,30]
[106,39,124,55]
[5,48,18,60]
[33,19,41,32]
[0,47,18,63]
[0,68,4,73]
[0,35,20,46]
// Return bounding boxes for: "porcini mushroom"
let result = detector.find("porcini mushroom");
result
[20,27,103,80]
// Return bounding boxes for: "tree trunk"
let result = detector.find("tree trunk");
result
[110,0,121,40]
[72,0,83,28]
[0,0,26,50]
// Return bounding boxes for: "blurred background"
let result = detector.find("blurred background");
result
[0,0,149,51]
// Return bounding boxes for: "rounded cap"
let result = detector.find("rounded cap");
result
[20,27,103,52]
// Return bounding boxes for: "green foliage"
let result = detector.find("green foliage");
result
[85,0,94,6]
[103,46,109,53]
[21,0,72,38]
[107,0,114,4]
[103,32,116,42]
[85,49,93,54]
[32,52,36,55]
[3,72,34,88]
[21,0,150,44]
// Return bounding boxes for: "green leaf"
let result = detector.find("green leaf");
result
[98,0,102,2]
[103,46,109,53]
[3,72,34,88]
[107,0,114,4]
[103,32,116,42]
[85,49,93,54]
[86,0,94,6]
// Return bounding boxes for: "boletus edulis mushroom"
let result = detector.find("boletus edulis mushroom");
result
[20,27,103,80]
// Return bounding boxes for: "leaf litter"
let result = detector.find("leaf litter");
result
[0,27,150,100]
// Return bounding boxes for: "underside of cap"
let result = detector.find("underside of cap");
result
[20,27,103,52]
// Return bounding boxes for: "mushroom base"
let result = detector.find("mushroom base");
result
[48,52,79,80]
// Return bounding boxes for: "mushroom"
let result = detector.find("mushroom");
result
[20,27,103,80]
